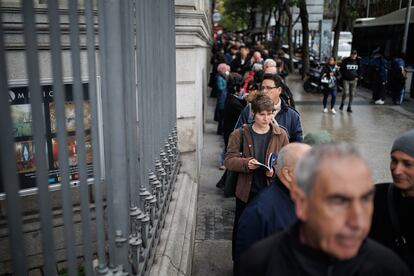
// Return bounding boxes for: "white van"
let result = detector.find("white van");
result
[331,31,353,60]
[337,42,352,60]
[332,31,353,45]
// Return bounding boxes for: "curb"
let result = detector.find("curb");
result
[149,172,198,276]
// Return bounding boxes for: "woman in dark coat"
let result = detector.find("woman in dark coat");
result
[218,73,247,170]
[223,73,247,149]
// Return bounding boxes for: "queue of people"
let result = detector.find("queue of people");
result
[210,34,413,276]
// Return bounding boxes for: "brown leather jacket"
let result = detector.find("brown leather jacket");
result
[224,123,289,203]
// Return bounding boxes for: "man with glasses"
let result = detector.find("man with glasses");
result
[235,73,303,142]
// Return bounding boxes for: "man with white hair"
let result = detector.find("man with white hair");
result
[263,65,295,108]
[263,58,277,71]
[239,143,411,275]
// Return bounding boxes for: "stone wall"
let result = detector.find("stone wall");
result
[175,0,212,178]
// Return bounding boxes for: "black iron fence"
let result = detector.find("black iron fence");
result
[0,0,178,275]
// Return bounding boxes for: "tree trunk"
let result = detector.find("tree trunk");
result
[284,1,294,71]
[264,7,274,43]
[299,0,309,79]
[249,8,256,30]
[272,1,283,53]
[249,0,258,31]
[332,0,347,59]
[260,8,266,28]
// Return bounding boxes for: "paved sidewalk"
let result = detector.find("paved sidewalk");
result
[191,72,414,276]
[191,96,234,276]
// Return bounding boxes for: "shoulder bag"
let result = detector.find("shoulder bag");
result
[224,127,244,197]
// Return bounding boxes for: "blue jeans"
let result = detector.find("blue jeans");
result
[323,87,337,109]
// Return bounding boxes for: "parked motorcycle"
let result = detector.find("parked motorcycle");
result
[303,60,323,93]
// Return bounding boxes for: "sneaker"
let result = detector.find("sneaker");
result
[347,107,352,113]
[219,165,226,170]
[339,103,344,111]
[331,108,336,114]
[323,108,328,113]
[374,99,385,105]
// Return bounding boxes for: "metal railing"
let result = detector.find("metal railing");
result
[0,0,178,275]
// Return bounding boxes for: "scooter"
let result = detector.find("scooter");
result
[303,60,323,93]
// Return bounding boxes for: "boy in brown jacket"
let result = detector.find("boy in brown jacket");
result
[225,93,288,270]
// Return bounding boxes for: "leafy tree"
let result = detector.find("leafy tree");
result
[221,0,281,31]
[220,0,312,77]
[217,0,248,31]
[222,0,256,30]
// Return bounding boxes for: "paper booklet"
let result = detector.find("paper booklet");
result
[254,152,278,171]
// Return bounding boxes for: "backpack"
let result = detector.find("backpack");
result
[391,59,407,83]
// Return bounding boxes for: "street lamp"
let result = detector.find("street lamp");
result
[402,0,412,54]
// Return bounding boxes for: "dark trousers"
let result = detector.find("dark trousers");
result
[392,83,405,104]
[217,109,224,134]
[323,87,337,109]
[232,198,247,260]
[373,82,386,101]
[232,193,256,275]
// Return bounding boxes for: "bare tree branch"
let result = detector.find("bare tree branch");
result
[293,15,300,27]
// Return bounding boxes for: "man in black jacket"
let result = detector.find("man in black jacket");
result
[239,143,411,276]
[339,50,360,113]
[369,129,414,274]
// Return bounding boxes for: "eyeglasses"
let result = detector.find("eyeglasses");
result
[260,86,277,92]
